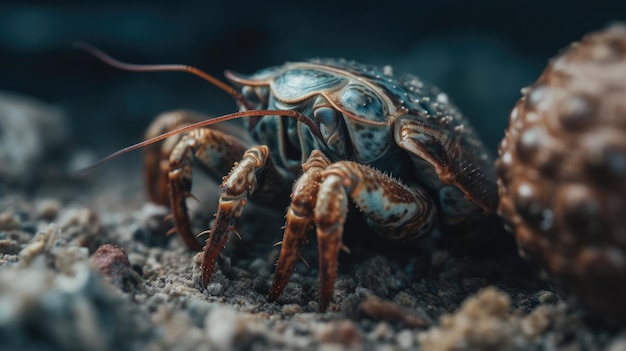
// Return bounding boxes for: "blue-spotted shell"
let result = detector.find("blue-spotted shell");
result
[225,58,497,224]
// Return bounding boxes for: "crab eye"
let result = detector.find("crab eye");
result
[314,107,337,125]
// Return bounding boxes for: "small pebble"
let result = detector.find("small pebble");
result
[536,290,558,304]
[396,329,415,349]
[368,322,393,341]
[281,303,302,316]
[205,305,248,351]
[35,199,61,220]
[315,320,362,347]
[91,244,140,292]
[0,211,21,231]
[206,282,223,295]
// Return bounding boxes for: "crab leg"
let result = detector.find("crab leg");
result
[270,156,438,311]
[269,151,331,302]
[200,145,291,286]
[314,161,437,311]
[167,128,248,250]
[144,111,206,205]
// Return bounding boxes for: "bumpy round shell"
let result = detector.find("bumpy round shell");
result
[496,25,626,325]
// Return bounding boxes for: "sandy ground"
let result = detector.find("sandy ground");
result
[1,92,625,351]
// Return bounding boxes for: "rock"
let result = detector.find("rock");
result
[35,199,62,221]
[0,92,69,186]
[418,287,552,351]
[204,305,252,351]
[92,244,142,293]
[314,320,362,347]
[0,264,150,351]
[0,210,21,231]
[359,296,431,328]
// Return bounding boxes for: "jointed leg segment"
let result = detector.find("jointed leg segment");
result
[166,127,248,250]
[150,118,437,310]
[144,111,207,206]
[200,146,272,284]
[270,152,437,311]
[269,151,331,302]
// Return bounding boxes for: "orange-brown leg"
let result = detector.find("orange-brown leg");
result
[144,111,206,205]
[269,150,331,302]
[167,128,248,250]
[315,161,437,311]
[268,155,437,311]
[200,145,293,285]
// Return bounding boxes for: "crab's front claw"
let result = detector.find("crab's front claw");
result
[201,196,244,285]
[269,151,330,302]
[168,167,204,251]
[313,162,436,311]
[314,171,348,311]
[199,146,269,287]
[144,111,206,207]
[268,205,313,302]
[269,155,437,311]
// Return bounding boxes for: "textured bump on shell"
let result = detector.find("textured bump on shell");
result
[496,24,626,325]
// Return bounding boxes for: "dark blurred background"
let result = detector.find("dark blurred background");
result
[1,1,624,155]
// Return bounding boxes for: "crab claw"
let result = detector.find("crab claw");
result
[268,205,313,302]
[269,151,330,306]
[200,204,238,285]
[168,168,204,251]
[200,146,269,286]
[314,172,348,311]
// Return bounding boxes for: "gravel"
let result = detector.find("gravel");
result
[0,92,623,351]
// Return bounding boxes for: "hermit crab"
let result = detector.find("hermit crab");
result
[80,25,626,322]
[79,45,497,311]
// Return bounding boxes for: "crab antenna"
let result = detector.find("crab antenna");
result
[73,109,322,176]
[74,41,254,110]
